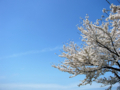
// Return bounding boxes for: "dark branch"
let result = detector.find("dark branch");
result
[105,12,109,16]
[96,40,118,56]
[112,71,120,79]
[117,0,120,3]
[106,0,111,5]
[116,62,120,67]
[112,55,116,60]
[112,55,120,67]
[109,36,119,57]
[83,67,102,73]
[104,66,120,71]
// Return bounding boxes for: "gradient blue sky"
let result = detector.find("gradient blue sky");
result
[0,0,119,90]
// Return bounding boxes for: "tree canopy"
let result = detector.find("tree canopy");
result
[52,2,120,90]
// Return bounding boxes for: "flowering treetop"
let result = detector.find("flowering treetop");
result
[52,3,120,90]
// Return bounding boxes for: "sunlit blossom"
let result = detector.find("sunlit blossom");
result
[52,3,120,90]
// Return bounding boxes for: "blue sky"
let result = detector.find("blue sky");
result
[0,0,119,90]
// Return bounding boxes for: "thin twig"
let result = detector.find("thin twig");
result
[117,0,120,4]
[105,12,109,16]
[106,0,111,5]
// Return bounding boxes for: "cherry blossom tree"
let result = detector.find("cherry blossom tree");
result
[52,2,120,90]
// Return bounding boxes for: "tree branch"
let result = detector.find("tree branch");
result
[117,0,120,4]
[112,71,120,80]
[109,36,119,57]
[96,40,119,57]
[104,66,120,71]
[116,62,120,68]
[106,0,111,5]
[111,55,120,67]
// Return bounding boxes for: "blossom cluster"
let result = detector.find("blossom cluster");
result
[52,3,120,90]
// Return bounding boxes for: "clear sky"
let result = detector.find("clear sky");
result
[0,0,119,90]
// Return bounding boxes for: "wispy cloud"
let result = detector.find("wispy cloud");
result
[0,41,83,60]
[0,82,119,90]
[0,46,61,60]
[0,83,76,90]
[0,83,74,89]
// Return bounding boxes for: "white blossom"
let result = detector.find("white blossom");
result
[102,8,106,13]
[52,3,120,90]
